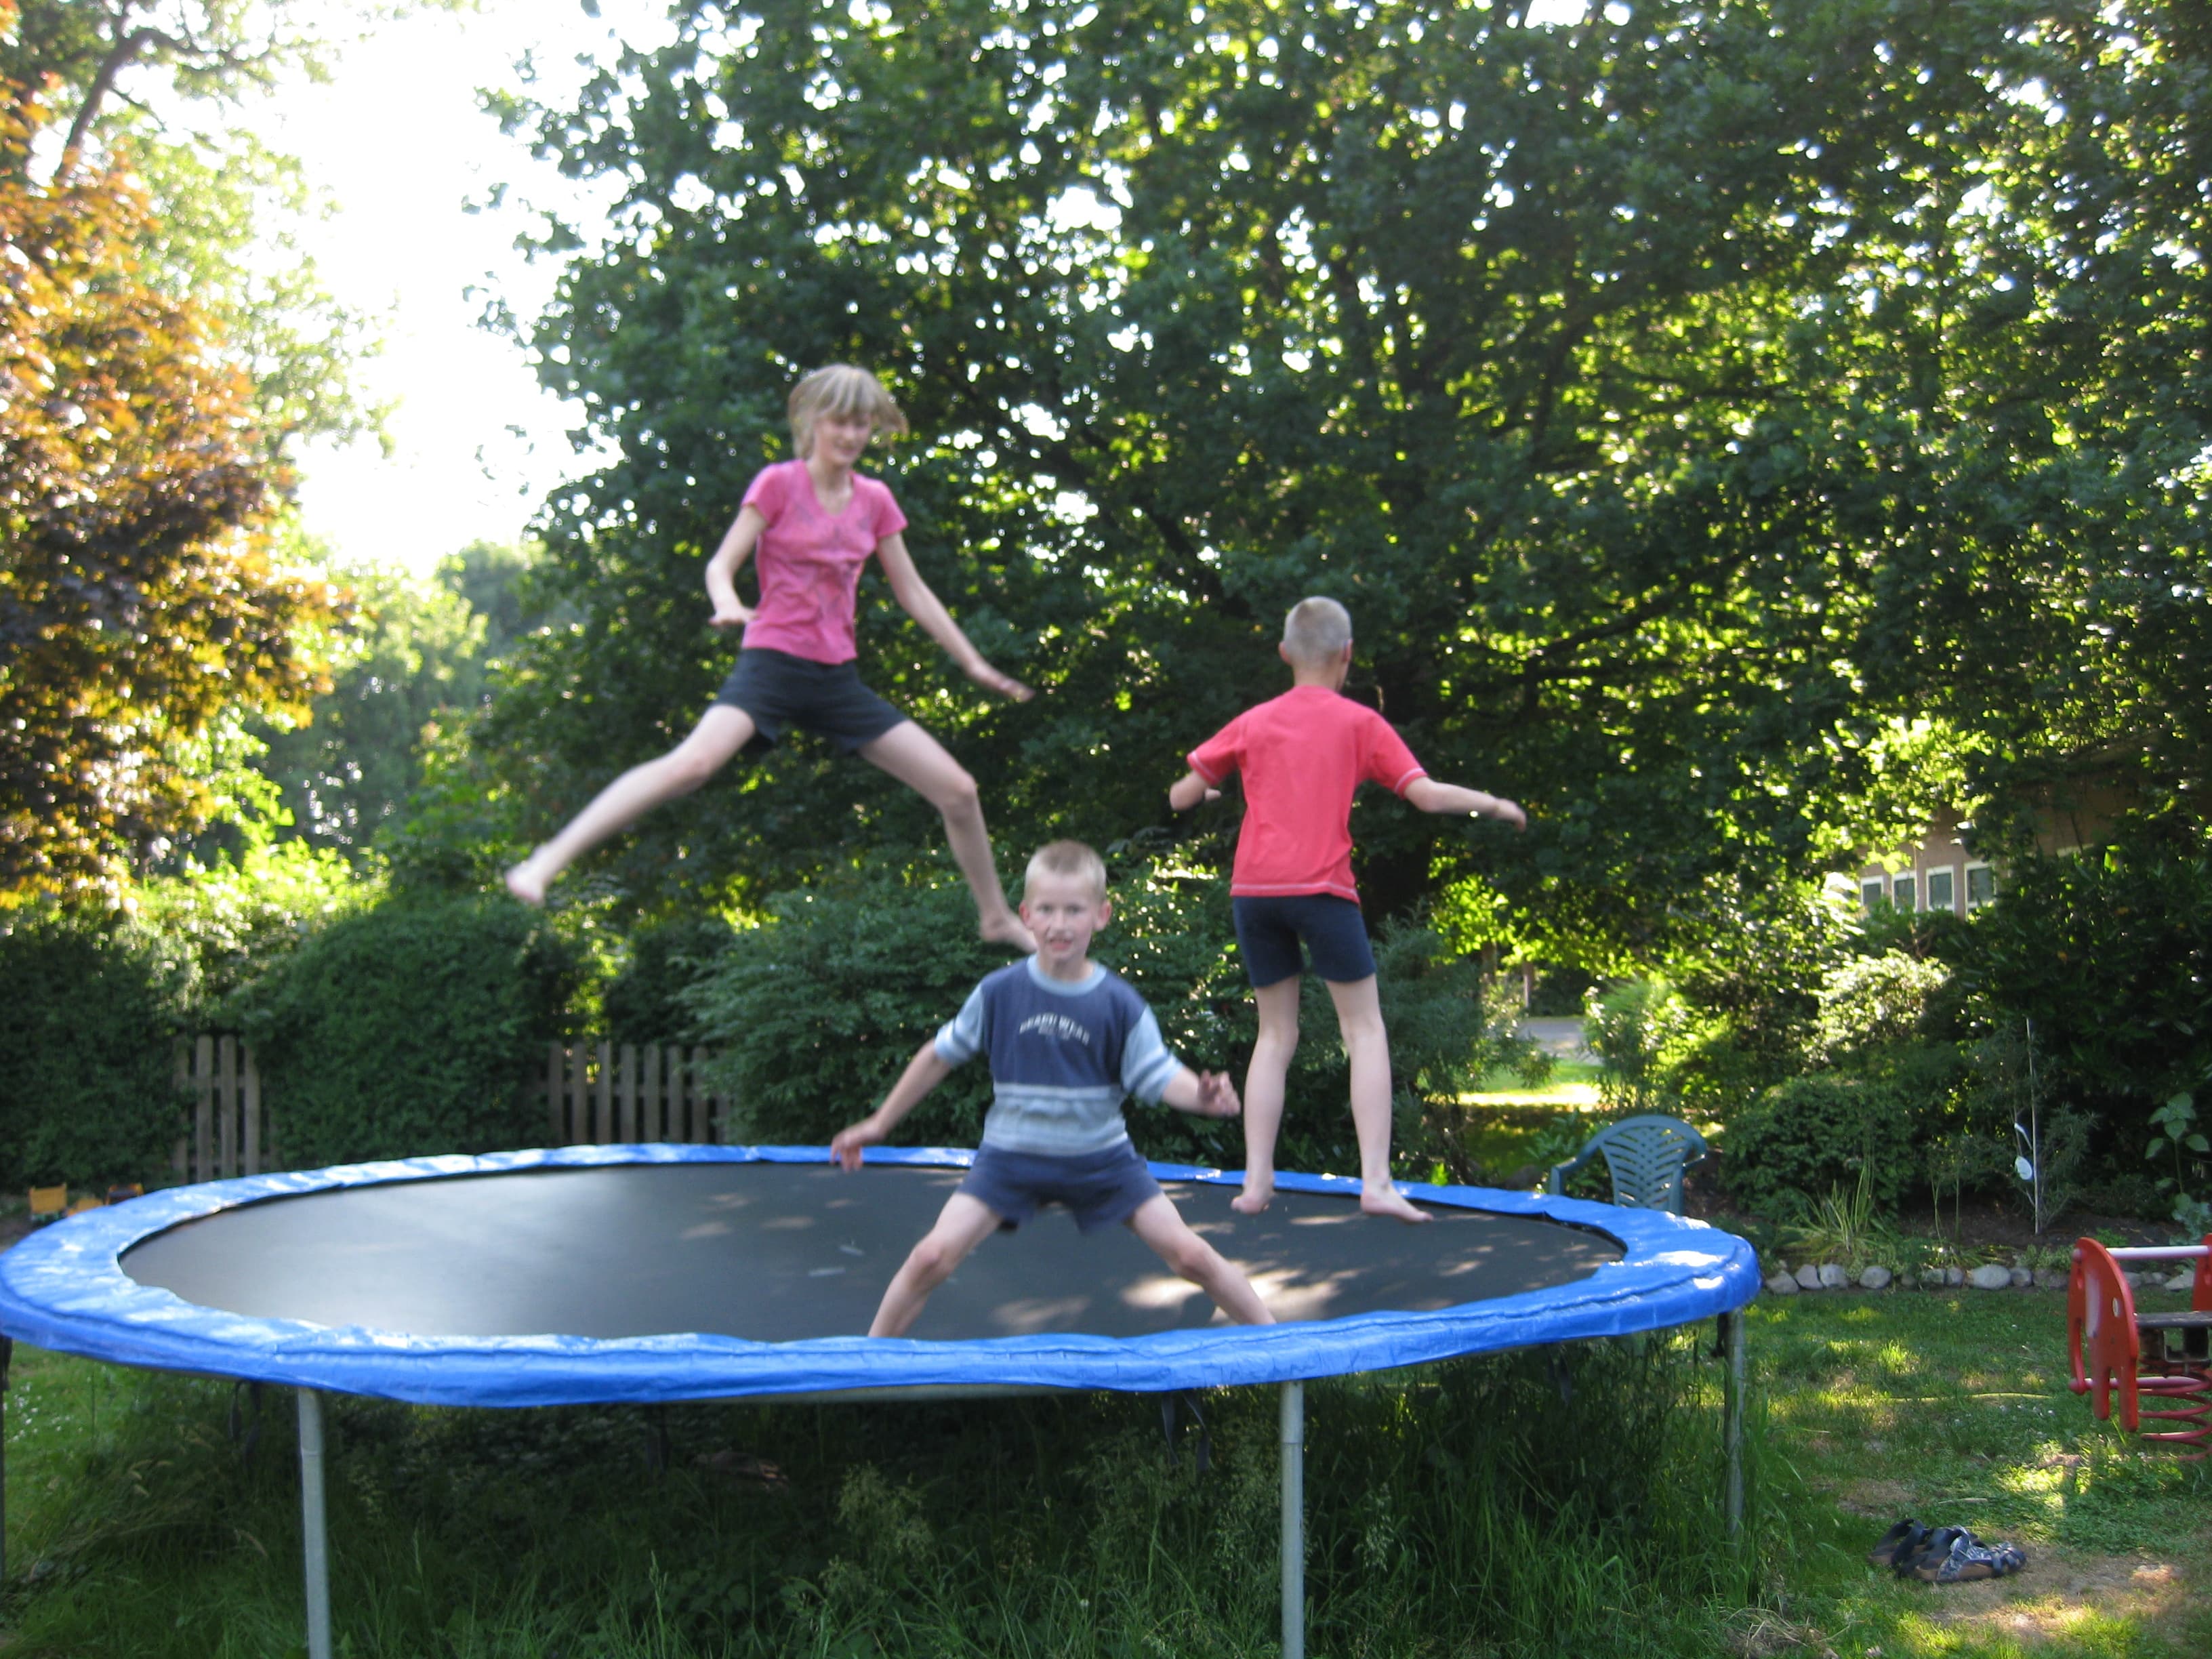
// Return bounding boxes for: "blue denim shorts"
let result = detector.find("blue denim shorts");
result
[958,1141,1162,1233]
[1232,893,1377,987]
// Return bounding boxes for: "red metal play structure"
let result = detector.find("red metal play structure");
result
[2068,1236,2212,1453]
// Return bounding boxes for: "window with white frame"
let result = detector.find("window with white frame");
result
[1926,865,1957,916]
[1861,876,1887,911]
[1965,863,1996,908]
[1891,872,1917,913]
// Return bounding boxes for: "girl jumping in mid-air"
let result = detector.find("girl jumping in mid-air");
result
[505,365,1037,950]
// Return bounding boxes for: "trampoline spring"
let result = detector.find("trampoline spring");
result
[0,1334,10,1589]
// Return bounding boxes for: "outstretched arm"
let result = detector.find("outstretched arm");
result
[1167,767,1221,812]
[832,1042,956,1170]
[705,504,766,629]
[1405,776,1526,830]
[875,533,1033,702]
[1160,1066,1242,1119]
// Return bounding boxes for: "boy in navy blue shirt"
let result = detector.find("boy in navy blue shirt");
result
[832,840,1275,1337]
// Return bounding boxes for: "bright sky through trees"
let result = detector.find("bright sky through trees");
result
[240,0,675,573]
[249,0,1584,575]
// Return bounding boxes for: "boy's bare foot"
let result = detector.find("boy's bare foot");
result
[503,853,556,908]
[1231,1178,1275,1216]
[1361,1185,1433,1225]
[981,914,1038,953]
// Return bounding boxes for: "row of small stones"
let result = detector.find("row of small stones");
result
[1763,1263,2199,1295]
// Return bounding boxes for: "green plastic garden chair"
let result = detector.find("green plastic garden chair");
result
[1545,1114,1709,1214]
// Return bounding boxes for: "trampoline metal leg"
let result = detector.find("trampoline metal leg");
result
[1281,1379,1305,1659]
[1721,1311,1745,1544]
[297,1388,333,1659]
[1,1335,12,1589]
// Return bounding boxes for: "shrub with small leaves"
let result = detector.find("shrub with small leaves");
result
[0,911,184,1188]
[236,893,579,1166]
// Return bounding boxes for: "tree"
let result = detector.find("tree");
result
[1,0,457,457]
[0,102,333,896]
[487,0,2209,962]
[249,562,487,859]
[4,0,437,183]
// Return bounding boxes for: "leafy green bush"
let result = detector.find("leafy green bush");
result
[0,913,183,1187]
[688,863,1527,1176]
[237,895,579,1166]
[1586,979,1690,1113]
[135,840,377,1015]
[600,915,739,1044]
[1809,950,1952,1062]
[684,874,1008,1152]
[1948,825,2212,1152]
[1721,1073,1926,1220]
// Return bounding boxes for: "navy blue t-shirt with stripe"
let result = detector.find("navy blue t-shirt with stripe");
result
[934,958,1181,1155]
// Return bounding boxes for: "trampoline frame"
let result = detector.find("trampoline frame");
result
[0,1145,1759,1659]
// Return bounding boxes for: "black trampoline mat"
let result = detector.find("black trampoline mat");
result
[121,1163,1624,1343]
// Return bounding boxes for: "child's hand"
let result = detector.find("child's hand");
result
[830,1117,884,1171]
[1490,797,1528,831]
[1193,1071,1242,1118]
[710,599,754,631]
[966,659,1034,702]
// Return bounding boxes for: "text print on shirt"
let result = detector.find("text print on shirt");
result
[1017,1010,1097,1049]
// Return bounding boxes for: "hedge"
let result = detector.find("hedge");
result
[237,893,579,1167]
[0,914,182,1189]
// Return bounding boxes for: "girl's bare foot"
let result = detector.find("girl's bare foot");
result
[1231,1178,1274,1215]
[504,852,556,908]
[1361,1185,1433,1225]
[981,913,1038,953]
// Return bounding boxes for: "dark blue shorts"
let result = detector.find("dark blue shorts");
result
[1233,893,1376,988]
[958,1141,1162,1233]
[713,648,907,756]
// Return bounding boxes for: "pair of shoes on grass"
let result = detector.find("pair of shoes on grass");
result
[1868,1518,2028,1583]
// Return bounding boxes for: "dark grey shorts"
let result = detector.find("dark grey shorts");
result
[713,647,907,756]
[958,1141,1163,1234]
[1233,893,1376,987]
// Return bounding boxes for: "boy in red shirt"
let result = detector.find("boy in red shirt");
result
[1168,598,1525,1223]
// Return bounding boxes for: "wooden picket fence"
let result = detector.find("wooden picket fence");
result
[173,1034,266,1184]
[539,1042,729,1147]
[167,1037,729,1185]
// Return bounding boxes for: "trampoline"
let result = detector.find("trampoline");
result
[0,1144,1759,1658]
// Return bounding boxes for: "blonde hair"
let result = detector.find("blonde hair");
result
[1282,596,1353,667]
[787,365,909,458]
[1023,840,1108,903]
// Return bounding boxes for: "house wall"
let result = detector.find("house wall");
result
[1856,810,1990,918]
[1853,779,2133,918]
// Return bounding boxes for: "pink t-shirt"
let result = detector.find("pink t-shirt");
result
[738,460,909,663]
[1187,686,1427,903]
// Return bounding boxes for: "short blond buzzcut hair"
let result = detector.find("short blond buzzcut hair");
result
[1023,839,1108,903]
[1282,596,1353,667]
[787,365,909,458]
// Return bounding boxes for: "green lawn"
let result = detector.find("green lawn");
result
[0,1288,2204,1656]
[1748,1289,2211,1658]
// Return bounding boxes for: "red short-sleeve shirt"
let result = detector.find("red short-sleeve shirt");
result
[1187,685,1427,903]
[737,460,909,663]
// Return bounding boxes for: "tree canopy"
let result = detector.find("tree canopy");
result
[479,0,2206,962]
[0,100,333,896]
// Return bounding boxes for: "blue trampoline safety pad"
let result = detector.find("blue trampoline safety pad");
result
[0,1145,1759,1407]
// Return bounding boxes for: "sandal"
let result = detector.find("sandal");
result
[1868,1519,1931,1569]
[1906,1528,2028,1583]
